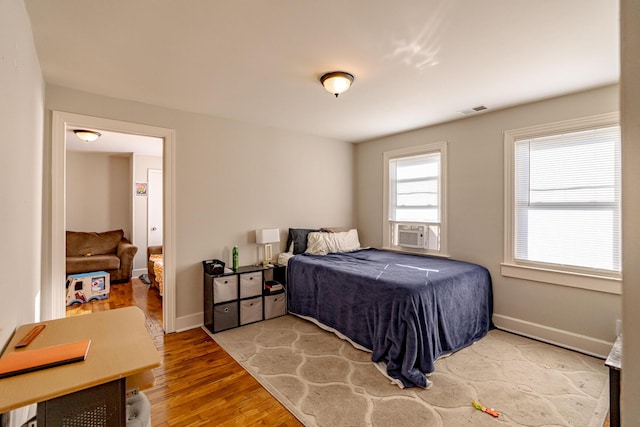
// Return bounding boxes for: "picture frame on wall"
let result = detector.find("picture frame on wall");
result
[135,182,148,196]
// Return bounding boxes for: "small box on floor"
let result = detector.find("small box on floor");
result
[66,271,110,306]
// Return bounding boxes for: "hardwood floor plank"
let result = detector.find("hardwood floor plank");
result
[66,278,302,426]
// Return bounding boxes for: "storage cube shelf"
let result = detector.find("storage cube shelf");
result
[203,264,287,333]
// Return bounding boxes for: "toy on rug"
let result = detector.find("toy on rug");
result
[472,400,500,418]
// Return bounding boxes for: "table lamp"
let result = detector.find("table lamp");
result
[256,228,280,266]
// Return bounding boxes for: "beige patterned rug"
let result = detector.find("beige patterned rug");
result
[209,315,609,427]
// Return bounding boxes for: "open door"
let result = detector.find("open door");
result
[147,169,163,247]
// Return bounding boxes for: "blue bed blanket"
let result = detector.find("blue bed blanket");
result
[287,248,493,388]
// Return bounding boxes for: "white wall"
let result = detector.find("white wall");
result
[0,0,43,424]
[66,151,131,237]
[0,0,43,346]
[132,153,162,272]
[621,0,640,423]
[43,84,354,324]
[355,85,621,357]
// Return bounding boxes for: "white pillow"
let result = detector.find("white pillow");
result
[305,229,361,255]
[277,251,296,265]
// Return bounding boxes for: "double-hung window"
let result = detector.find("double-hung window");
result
[383,142,447,255]
[503,113,621,293]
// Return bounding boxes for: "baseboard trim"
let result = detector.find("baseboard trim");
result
[132,268,147,277]
[176,311,203,332]
[493,314,613,359]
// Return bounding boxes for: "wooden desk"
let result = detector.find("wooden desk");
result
[605,335,622,427]
[0,307,160,425]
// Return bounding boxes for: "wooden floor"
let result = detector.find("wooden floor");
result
[66,278,302,427]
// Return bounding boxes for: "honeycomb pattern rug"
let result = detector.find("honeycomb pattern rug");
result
[209,315,609,427]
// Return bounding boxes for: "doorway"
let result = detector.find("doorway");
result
[48,111,176,332]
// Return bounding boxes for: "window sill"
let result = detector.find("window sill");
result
[501,263,621,295]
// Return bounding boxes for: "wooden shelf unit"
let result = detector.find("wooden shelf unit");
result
[203,264,287,333]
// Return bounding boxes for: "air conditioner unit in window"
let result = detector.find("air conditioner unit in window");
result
[397,224,427,249]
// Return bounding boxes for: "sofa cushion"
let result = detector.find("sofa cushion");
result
[66,230,124,257]
[66,255,121,275]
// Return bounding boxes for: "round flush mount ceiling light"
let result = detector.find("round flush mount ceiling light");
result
[73,129,102,142]
[320,71,354,97]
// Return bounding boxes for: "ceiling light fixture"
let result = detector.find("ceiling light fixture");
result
[320,71,354,97]
[73,129,102,143]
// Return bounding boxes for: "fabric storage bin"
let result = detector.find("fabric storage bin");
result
[240,296,263,325]
[264,292,286,319]
[213,275,238,303]
[239,271,263,298]
[213,301,238,332]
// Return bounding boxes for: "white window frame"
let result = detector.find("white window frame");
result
[383,142,448,256]
[502,112,621,294]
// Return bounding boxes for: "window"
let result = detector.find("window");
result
[383,142,447,255]
[503,113,621,293]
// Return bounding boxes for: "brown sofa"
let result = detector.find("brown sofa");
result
[147,245,163,289]
[66,229,138,283]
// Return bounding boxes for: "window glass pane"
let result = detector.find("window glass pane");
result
[396,154,439,180]
[397,193,439,208]
[528,130,618,204]
[397,179,438,195]
[513,124,621,273]
[390,152,441,223]
[395,207,439,223]
[396,179,438,207]
[516,209,618,271]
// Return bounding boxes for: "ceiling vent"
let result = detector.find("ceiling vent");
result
[458,105,488,115]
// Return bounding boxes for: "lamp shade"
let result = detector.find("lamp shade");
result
[320,71,354,97]
[256,228,280,244]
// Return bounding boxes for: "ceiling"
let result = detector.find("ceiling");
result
[25,0,619,143]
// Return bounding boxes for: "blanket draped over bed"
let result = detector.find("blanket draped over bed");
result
[287,248,493,388]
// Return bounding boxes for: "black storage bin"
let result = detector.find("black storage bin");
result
[213,302,238,332]
[202,259,225,275]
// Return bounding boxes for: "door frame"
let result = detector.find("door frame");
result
[48,111,177,332]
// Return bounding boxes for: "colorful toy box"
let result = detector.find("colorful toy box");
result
[66,271,110,306]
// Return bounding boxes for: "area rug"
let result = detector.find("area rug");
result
[209,315,609,427]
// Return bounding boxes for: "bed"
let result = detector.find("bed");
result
[285,230,493,389]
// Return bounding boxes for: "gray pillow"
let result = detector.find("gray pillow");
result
[286,228,319,255]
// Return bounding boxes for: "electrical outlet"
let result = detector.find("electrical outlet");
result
[616,319,622,336]
[126,387,139,398]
